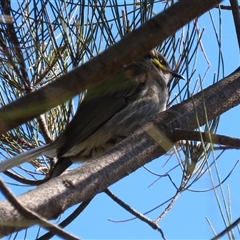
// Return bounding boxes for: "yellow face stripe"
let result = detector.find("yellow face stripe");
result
[152,58,168,71]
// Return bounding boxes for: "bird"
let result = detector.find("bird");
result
[0,49,184,178]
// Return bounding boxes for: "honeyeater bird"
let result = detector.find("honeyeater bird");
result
[0,49,184,178]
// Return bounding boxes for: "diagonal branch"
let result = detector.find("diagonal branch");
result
[0,178,80,240]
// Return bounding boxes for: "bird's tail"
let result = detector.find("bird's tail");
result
[0,143,56,173]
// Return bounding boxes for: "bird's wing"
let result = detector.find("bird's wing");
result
[57,64,145,158]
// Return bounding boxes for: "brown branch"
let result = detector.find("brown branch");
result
[0,178,80,240]
[38,198,93,240]
[0,0,222,134]
[218,4,240,10]
[169,129,240,148]
[105,189,166,239]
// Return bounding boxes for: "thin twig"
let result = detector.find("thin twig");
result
[211,217,240,240]
[3,170,46,185]
[105,189,166,240]
[38,198,93,240]
[229,0,240,49]
[155,174,190,223]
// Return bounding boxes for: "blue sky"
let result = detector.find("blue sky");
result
[1,1,240,239]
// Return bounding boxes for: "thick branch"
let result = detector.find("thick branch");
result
[0,0,222,134]
[0,66,239,237]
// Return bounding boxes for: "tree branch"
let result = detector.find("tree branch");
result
[105,189,165,239]
[170,129,240,147]
[0,179,80,240]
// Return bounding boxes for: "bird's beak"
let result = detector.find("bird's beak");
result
[170,70,185,80]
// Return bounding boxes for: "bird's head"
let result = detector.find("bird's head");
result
[144,49,185,85]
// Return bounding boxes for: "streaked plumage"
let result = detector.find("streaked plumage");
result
[0,50,184,178]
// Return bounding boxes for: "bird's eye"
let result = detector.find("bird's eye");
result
[159,57,167,66]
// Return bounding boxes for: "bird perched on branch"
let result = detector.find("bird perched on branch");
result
[0,49,184,178]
